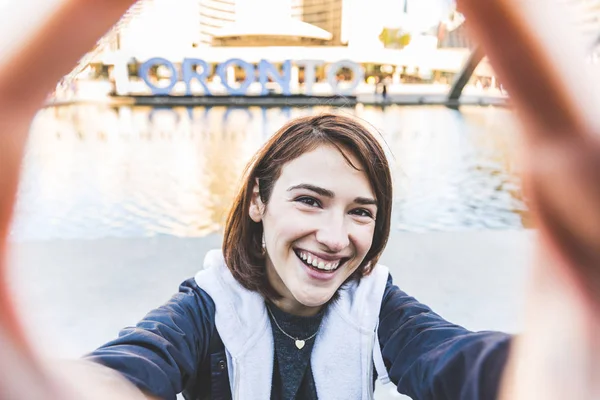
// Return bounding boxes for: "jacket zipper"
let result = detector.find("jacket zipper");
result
[233,359,240,400]
[367,331,375,400]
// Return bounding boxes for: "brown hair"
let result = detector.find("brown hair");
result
[222,113,393,299]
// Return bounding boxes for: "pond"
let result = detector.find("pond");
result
[11,104,530,241]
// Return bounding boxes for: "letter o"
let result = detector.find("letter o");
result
[326,60,364,95]
[139,58,178,95]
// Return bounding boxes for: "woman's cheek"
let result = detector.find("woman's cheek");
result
[352,223,375,250]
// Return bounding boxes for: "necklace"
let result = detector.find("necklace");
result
[266,306,319,350]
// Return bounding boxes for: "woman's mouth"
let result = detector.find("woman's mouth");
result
[294,249,347,273]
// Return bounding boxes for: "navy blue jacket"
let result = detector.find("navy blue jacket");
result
[86,274,511,400]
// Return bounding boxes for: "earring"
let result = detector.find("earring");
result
[261,232,266,254]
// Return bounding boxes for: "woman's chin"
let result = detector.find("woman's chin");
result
[293,291,334,309]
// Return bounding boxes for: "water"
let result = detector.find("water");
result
[11,104,530,241]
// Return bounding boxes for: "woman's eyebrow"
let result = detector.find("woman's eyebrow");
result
[288,184,377,205]
[287,184,334,198]
[354,197,377,206]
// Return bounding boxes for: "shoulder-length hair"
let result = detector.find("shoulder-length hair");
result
[222,113,393,299]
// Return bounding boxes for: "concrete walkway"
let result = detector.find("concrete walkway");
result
[7,230,535,399]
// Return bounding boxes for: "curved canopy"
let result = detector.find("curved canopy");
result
[213,19,333,41]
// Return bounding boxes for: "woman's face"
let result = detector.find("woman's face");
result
[249,144,377,315]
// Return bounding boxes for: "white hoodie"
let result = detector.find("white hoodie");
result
[195,249,390,399]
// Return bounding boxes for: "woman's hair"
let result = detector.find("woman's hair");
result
[222,113,393,299]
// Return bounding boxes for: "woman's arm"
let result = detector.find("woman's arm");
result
[85,278,216,400]
[379,275,511,399]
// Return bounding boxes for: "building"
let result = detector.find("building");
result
[56,0,498,100]
[292,0,345,45]
[198,0,344,47]
[198,0,236,47]
[436,11,476,50]
[211,0,333,47]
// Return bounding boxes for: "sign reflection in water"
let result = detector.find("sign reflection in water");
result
[12,105,529,241]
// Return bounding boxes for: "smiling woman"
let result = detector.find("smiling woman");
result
[224,114,391,315]
[86,113,511,400]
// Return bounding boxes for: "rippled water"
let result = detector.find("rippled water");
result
[11,104,530,241]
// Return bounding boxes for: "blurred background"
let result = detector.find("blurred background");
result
[10,0,541,241]
[12,0,600,241]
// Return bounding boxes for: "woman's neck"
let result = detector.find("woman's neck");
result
[270,296,322,317]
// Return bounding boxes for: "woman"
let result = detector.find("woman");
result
[85,113,510,399]
[1,1,600,399]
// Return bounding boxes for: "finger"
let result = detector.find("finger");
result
[457,0,600,142]
[0,0,136,107]
[528,137,600,307]
[0,0,135,377]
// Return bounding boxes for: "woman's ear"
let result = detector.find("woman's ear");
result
[249,179,265,223]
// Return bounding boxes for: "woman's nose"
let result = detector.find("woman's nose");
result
[315,216,350,253]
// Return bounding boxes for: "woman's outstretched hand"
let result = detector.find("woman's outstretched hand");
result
[459,0,600,399]
[0,1,144,398]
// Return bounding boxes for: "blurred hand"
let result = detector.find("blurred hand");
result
[459,0,600,398]
[0,1,138,398]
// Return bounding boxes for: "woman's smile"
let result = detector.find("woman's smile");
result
[294,248,347,272]
[293,248,350,281]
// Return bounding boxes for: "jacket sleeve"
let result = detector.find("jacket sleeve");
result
[378,274,511,400]
[85,278,215,400]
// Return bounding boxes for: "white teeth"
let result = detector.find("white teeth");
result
[327,261,340,271]
[297,250,343,271]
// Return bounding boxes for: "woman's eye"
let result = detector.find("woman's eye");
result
[296,196,321,207]
[351,208,374,218]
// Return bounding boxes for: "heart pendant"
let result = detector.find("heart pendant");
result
[295,340,305,349]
